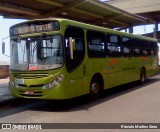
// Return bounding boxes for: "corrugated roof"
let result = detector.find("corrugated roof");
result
[0,0,150,29]
[107,0,160,24]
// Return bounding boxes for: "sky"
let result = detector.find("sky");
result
[0,16,159,63]
[0,16,26,63]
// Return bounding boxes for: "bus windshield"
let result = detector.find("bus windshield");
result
[10,35,63,71]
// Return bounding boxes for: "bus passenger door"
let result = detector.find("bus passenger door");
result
[64,26,85,98]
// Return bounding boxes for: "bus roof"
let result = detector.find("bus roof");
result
[10,18,157,42]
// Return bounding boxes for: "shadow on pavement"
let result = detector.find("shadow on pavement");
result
[0,76,160,118]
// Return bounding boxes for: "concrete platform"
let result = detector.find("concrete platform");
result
[0,78,14,103]
[0,65,9,79]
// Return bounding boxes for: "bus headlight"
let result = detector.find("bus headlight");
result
[42,74,64,90]
[11,81,20,88]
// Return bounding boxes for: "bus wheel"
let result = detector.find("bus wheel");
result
[90,79,102,100]
[140,68,146,84]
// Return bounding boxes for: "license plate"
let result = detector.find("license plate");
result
[24,90,34,95]
[15,79,24,84]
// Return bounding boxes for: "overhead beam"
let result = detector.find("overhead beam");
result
[87,0,126,15]
[124,13,148,23]
[110,19,130,27]
[38,0,86,18]
[35,0,103,19]
[87,0,149,23]
[91,14,128,27]
[141,14,157,23]
[0,2,40,16]
[3,14,30,19]
[71,8,103,19]
[116,26,128,31]
[35,0,63,7]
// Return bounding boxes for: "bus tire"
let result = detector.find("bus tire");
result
[89,75,103,100]
[140,68,146,84]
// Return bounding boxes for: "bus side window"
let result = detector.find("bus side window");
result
[141,40,149,56]
[87,30,106,58]
[132,38,141,56]
[148,41,157,56]
[107,34,121,57]
[121,36,131,57]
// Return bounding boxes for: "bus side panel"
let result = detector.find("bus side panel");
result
[88,58,117,90]
[129,57,142,82]
[146,56,159,77]
[117,57,133,85]
[103,58,117,89]
[66,67,83,98]
[82,77,91,95]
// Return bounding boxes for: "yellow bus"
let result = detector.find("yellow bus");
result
[2,18,159,100]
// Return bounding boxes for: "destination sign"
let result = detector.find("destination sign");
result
[10,21,60,36]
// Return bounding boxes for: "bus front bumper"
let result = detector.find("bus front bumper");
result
[9,82,68,100]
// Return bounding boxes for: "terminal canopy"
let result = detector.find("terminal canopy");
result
[0,0,150,29]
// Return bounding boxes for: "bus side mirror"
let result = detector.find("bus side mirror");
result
[69,37,74,60]
[2,42,5,54]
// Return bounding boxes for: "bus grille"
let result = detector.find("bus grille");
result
[19,90,43,97]
[12,73,49,79]
[18,84,44,88]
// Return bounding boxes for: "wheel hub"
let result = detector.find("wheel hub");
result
[91,83,99,94]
